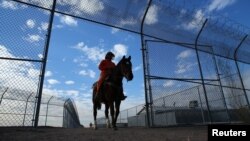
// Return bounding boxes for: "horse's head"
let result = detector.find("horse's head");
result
[117,56,134,81]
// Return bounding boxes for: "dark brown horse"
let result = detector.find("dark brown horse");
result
[92,56,133,130]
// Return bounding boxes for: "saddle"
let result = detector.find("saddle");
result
[93,79,109,102]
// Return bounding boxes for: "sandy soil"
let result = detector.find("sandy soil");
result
[0,126,207,141]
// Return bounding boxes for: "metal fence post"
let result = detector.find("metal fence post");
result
[194,19,212,123]
[45,96,53,126]
[140,0,153,128]
[234,35,250,109]
[211,47,231,123]
[197,87,205,123]
[0,88,8,105]
[34,0,57,127]
[23,92,33,126]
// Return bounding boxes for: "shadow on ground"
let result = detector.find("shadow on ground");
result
[0,126,207,141]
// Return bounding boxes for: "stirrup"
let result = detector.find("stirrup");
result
[120,95,127,101]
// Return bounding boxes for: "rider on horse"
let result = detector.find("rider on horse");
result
[95,51,127,101]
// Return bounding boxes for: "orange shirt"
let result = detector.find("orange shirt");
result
[98,59,115,74]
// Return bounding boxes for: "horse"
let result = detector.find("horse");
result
[92,56,133,130]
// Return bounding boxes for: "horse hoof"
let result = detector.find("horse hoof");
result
[113,127,118,131]
[106,124,111,128]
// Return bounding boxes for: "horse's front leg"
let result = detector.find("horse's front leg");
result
[105,104,111,128]
[110,103,117,130]
[93,103,98,130]
[114,100,121,125]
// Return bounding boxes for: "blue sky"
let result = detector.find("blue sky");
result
[1,0,250,127]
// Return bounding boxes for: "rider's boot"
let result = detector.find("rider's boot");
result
[120,92,127,100]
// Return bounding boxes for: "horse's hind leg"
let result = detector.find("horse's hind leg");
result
[105,104,111,128]
[93,103,98,130]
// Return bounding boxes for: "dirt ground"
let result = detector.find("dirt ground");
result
[0,126,207,141]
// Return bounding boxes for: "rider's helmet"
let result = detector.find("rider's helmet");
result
[105,51,115,60]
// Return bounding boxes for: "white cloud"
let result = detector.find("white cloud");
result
[66,90,79,96]
[182,0,236,31]
[38,54,43,59]
[183,9,205,31]
[47,79,60,85]
[24,34,43,43]
[177,50,193,59]
[58,0,104,15]
[26,19,35,28]
[73,42,105,62]
[27,68,40,78]
[133,64,142,72]
[65,80,75,85]
[112,44,128,58]
[111,18,138,33]
[0,0,18,10]
[19,0,53,9]
[45,71,52,77]
[38,22,48,31]
[73,42,129,65]
[163,80,175,87]
[175,50,196,74]
[0,45,12,57]
[0,44,40,91]
[54,24,64,29]
[60,15,78,26]
[79,69,96,78]
[208,0,236,12]
[145,4,159,25]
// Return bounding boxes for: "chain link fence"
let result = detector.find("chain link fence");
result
[0,86,81,127]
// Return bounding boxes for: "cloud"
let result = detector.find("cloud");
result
[47,79,60,85]
[26,19,35,28]
[208,0,236,12]
[65,80,75,85]
[177,50,193,59]
[133,64,142,72]
[60,15,78,26]
[38,54,43,59]
[38,22,48,31]
[112,44,128,58]
[20,0,53,9]
[175,50,196,74]
[58,0,104,15]
[0,45,12,57]
[111,18,138,33]
[73,42,105,62]
[182,0,236,31]
[79,69,96,78]
[45,71,52,77]
[163,80,175,87]
[182,9,205,31]
[42,86,80,99]
[66,90,79,96]
[73,42,129,65]
[0,44,40,91]
[0,0,18,10]
[24,34,43,43]
[27,68,40,78]
[145,4,159,25]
